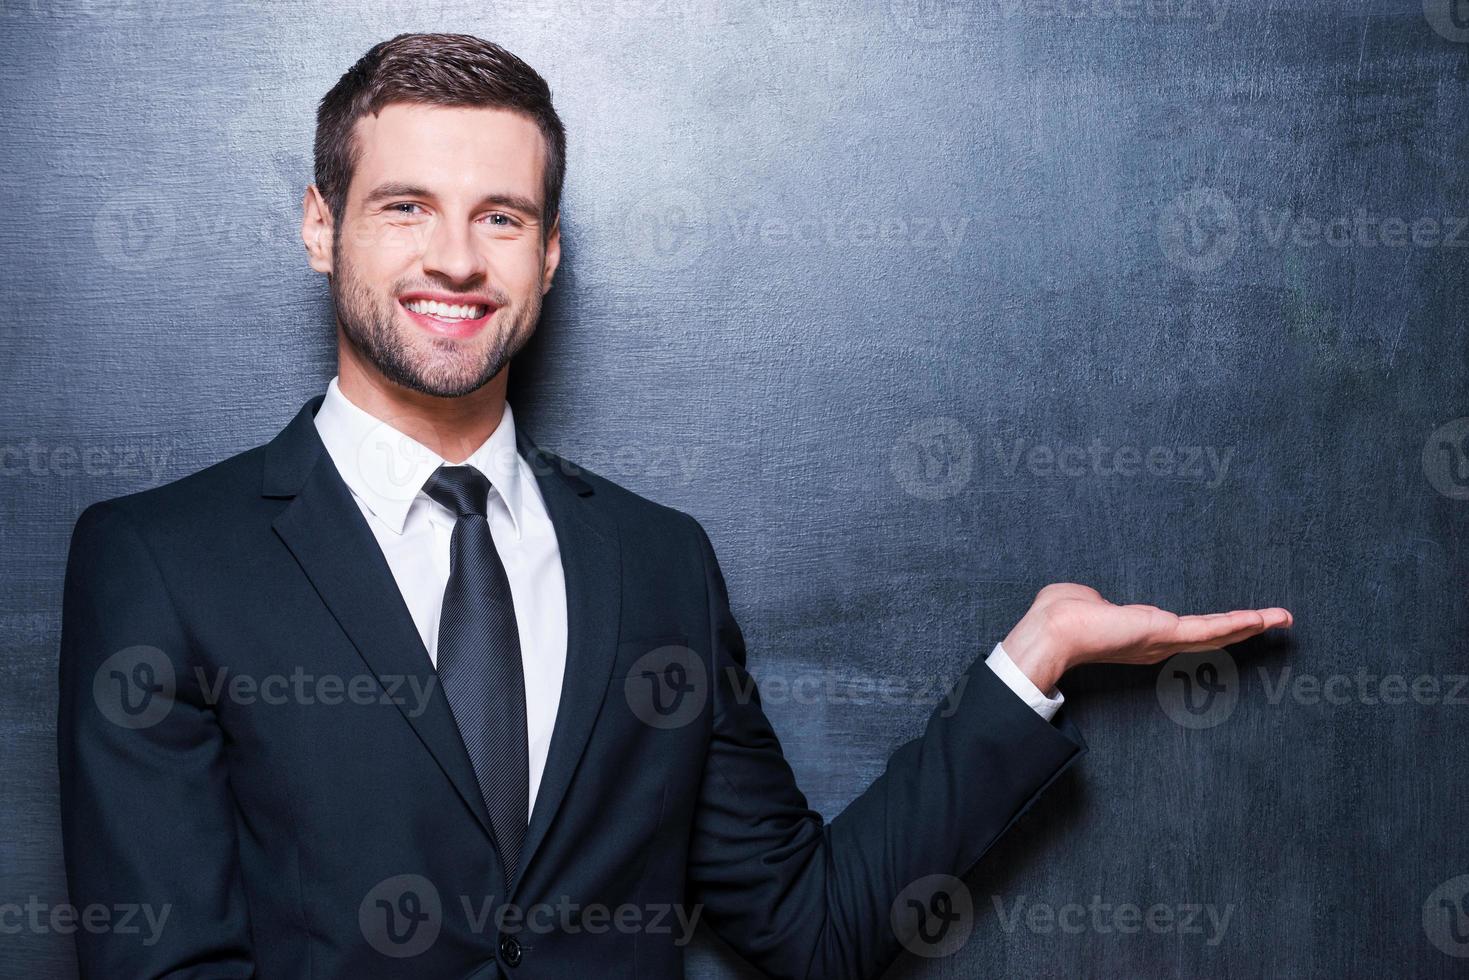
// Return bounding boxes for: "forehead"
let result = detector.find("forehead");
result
[348,102,546,203]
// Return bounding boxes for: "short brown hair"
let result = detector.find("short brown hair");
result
[313,33,566,232]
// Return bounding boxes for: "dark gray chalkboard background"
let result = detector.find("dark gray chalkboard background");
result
[3,1,1466,977]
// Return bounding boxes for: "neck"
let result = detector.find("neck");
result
[335,330,509,465]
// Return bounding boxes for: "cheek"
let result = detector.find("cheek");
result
[488,239,547,291]
[345,223,425,275]
[377,235,430,274]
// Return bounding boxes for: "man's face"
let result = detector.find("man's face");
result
[311,102,560,398]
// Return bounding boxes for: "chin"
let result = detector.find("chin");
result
[393,352,501,399]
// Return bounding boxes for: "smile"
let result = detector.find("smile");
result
[398,293,497,339]
[402,298,490,321]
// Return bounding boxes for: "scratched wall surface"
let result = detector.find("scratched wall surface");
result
[3,0,1467,977]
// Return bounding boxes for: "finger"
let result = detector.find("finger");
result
[1257,607,1294,629]
[1171,610,1265,645]
[1175,626,1271,653]
[1177,606,1293,636]
[1194,607,1292,628]
[1209,607,1291,629]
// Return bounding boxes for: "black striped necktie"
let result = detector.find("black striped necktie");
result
[423,464,529,890]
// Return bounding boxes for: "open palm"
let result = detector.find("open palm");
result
[1004,583,1293,691]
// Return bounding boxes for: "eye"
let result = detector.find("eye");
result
[484,212,519,227]
[389,202,424,215]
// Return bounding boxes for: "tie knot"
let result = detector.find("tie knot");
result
[423,464,493,518]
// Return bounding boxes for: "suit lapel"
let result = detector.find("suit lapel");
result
[265,396,496,843]
[261,397,627,893]
[511,427,623,893]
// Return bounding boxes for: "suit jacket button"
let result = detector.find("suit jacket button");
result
[499,935,523,967]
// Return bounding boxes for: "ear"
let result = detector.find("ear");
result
[541,212,561,295]
[302,184,335,275]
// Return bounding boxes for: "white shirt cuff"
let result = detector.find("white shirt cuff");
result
[985,641,1064,723]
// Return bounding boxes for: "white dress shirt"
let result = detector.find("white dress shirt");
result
[313,376,567,819]
[312,377,1063,820]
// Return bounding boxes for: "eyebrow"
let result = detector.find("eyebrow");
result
[361,182,542,218]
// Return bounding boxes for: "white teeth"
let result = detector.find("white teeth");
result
[404,299,488,320]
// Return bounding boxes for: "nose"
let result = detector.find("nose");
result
[419,216,488,285]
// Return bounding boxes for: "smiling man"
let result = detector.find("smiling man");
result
[56,33,1291,980]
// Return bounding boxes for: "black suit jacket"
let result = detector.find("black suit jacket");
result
[56,395,1086,979]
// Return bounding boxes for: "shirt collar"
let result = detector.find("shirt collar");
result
[312,375,527,539]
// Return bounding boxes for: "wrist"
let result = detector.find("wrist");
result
[1002,620,1068,695]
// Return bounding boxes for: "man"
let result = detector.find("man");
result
[56,33,1291,980]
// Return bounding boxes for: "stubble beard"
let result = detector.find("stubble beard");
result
[329,239,540,399]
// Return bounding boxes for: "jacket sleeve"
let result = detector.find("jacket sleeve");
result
[56,501,255,979]
[681,513,1086,980]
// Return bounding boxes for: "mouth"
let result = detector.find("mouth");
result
[398,293,497,339]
